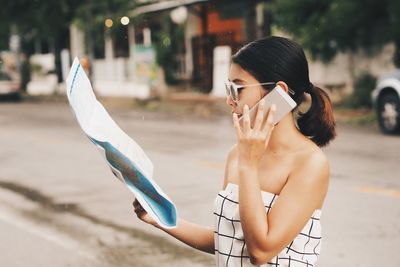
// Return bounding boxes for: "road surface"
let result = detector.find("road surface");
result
[0,101,399,266]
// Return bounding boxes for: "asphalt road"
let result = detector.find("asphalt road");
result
[0,101,399,267]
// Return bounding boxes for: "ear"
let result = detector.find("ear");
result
[276,81,289,94]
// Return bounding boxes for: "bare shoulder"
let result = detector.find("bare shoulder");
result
[290,144,330,196]
[298,145,328,168]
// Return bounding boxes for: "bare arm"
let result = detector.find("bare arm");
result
[132,145,237,254]
[159,218,215,253]
[133,199,215,254]
[232,102,329,265]
[238,153,329,264]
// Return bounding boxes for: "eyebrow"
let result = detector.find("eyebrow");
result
[231,78,247,84]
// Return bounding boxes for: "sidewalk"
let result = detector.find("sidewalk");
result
[21,91,230,119]
[20,91,378,126]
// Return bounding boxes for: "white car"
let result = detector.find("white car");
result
[0,71,20,100]
[371,70,400,134]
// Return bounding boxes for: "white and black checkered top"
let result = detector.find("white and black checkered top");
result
[214,183,322,267]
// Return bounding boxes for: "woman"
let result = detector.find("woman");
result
[133,36,336,266]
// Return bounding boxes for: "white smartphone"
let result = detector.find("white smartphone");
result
[239,85,297,126]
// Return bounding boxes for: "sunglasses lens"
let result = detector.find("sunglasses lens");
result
[225,82,237,101]
[230,85,237,101]
[225,83,231,96]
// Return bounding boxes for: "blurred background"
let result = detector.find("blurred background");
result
[0,0,399,266]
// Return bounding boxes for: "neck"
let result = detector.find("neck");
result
[267,113,305,153]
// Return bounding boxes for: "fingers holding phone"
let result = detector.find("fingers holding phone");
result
[253,99,266,131]
[238,85,297,127]
[233,85,297,163]
[233,104,276,164]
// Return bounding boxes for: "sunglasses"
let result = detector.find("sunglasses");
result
[225,80,295,102]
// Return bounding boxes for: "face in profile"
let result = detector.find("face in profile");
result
[226,63,268,119]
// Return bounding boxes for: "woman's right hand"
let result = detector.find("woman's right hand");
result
[134,199,215,254]
[132,199,159,227]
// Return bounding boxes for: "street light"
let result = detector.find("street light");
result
[105,19,114,28]
[170,6,188,24]
[121,16,130,26]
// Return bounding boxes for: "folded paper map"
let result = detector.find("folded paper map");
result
[66,58,177,228]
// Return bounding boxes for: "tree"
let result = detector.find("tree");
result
[0,0,138,83]
[270,0,400,66]
[0,0,83,51]
[0,0,84,86]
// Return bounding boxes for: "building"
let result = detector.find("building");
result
[66,0,398,100]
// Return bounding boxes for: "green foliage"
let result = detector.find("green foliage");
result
[0,21,10,50]
[0,0,139,55]
[345,72,377,108]
[0,0,141,83]
[270,0,400,64]
[20,59,31,91]
[73,0,137,31]
[0,0,82,44]
[154,32,176,84]
[153,15,186,85]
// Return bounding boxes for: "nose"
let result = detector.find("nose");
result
[226,95,235,107]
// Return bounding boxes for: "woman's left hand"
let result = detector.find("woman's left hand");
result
[233,100,276,166]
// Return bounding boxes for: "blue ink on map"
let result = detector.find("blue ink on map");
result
[70,64,81,94]
[88,137,177,228]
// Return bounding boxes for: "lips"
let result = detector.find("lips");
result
[232,112,243,119]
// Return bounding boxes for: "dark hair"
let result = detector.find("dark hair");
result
[232,36,336,147]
